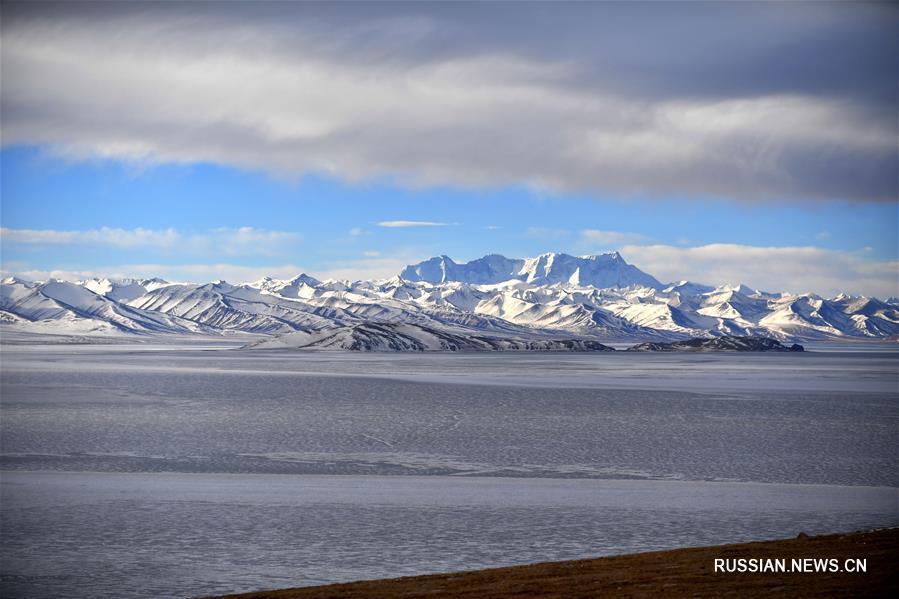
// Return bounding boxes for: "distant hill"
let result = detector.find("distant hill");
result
[627,336,805,352]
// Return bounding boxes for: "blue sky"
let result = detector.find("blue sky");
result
[1,2,896,296]
[2,144,895,295]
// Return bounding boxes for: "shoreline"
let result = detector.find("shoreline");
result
[204,528,899,598]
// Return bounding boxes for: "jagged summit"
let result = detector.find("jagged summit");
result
[80,277,172,302]
[250,273,321,295]
[1,276,28,285]
[400,254,524,285]
[399,252,661,289]
[663,281,715,295]
[286,273,321,286]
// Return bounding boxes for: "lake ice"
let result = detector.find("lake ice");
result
[1,345,897,598]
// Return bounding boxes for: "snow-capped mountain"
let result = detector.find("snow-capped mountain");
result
[81,277,172,302]
[0,277,210,335]
[400,252,661,288]
[400,254,524,285]
[1,251,897,348]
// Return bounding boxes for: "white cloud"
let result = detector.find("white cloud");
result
[349,227,364,236]
[2,6,893,201]
[314,256,422,281]
[362,251,381,257]
[2,263,309,285]
[377,220,448,228]
[1,267,103,283]
[211,227,302,257]
[581,229,647,245]
[0,226,301,257]
[620,243,899,298]
[525,227,571,239]
[2,253,425,284]
[0,226,180,248]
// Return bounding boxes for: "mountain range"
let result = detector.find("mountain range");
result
[2,252,897,349]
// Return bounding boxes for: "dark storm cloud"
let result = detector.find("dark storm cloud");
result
[2,1,896,201]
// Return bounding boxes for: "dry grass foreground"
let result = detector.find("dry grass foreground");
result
[205,528,898,599]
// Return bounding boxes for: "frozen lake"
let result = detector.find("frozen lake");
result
[1,345,898,598]
[2,472,896,599]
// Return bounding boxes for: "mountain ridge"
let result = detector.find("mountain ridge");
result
[399,251,662,289]
[2,252,897,346]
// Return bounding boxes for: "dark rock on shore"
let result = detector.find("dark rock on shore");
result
[627,335,804,352]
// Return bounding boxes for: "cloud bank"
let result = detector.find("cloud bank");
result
[3,263,309,286]
[377,221,448,228]
[2,2,895,201]
[581,229,647,246]
[2,255,419,285]
[621,243,898,298]
[0,226,301,257]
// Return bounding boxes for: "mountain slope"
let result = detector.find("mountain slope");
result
[247,322,615,352]
[126,282,344,334]
[0,278,209,335]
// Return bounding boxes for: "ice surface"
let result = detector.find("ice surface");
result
[2,351,897,484]
[1,346,897,598]
[1,472,896,599]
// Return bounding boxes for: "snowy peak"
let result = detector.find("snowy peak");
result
[284,273,321,287]
[663,280,715,296]
[400,254,524,285]
[249,273,322,298]
[518,252,661,289]
[400,252,661,289]
[1,276,32,286]
[81,277,171,302]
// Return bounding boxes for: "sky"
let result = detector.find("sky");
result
[1,1,897,297]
